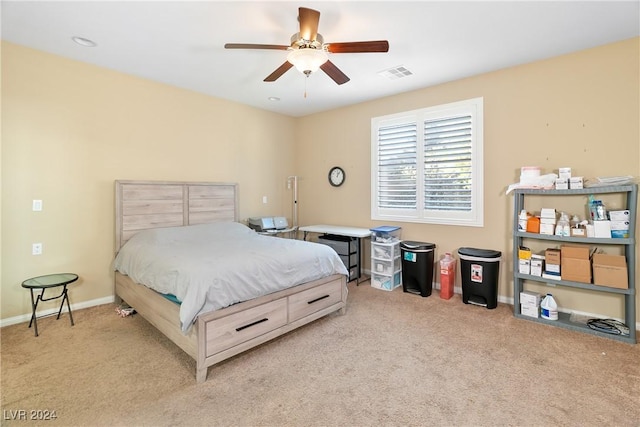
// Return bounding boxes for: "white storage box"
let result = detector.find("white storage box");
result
[609,210,630,221]
[521,304,540,318]
[520,291,541,306]
[370,226,401,242]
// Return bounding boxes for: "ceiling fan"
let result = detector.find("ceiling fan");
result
[224,7,389,85]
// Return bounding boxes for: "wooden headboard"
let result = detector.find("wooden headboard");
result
[115,180,239,251]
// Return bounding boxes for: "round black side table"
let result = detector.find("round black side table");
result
[21,273,78,337]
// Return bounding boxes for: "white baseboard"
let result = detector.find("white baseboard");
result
[0,295,115,328]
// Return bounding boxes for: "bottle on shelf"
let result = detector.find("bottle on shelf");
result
[555,212,570,237]
[540,294,558,320]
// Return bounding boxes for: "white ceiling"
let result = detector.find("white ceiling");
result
[2,1,639,117]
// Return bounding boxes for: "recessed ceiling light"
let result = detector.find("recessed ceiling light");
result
[72,36,97,47]
[268,97,280,102]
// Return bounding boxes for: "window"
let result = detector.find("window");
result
[371,97,483,227]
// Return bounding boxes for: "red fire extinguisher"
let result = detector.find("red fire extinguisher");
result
[440,253,455,300]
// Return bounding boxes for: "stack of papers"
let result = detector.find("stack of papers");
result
[584,176,635,187]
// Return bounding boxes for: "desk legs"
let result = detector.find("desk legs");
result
[356,237,370,285]
[28,285,74,337]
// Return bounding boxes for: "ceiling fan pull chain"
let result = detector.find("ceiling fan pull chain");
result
[304,75,308,98]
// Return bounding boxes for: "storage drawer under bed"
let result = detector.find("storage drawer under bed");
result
[288,279,343,322]
[204,298,287,357]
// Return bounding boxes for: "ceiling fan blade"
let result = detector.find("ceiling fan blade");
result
[298,7,320,41]
[225,43,289,50]
[264,61,294,82]
[326,40,389,54]
[320,60,350,85]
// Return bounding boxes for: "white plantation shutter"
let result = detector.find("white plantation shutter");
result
[423,114,472,212]
[372,98,483,226]
[377,122,417,209]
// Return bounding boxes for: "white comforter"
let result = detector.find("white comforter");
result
[114,222,348,332]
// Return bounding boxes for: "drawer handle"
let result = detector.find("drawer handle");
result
[236,317,268,332]
[308,294,330,305]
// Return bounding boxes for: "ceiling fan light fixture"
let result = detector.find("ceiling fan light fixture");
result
[287,48,328,75]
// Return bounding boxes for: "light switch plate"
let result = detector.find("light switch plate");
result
[32,243,42,255]
[32,200,43,211]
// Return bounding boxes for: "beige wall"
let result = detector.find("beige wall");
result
[1,42,296,319]
[295,37,639,321]
[2,37,639,324]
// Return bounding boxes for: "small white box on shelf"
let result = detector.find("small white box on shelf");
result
[518,259,530,274]
[609,210,630,221]
[520,291,541,306]
[555,178,568,190]
[530,255,544,276]
[539,223,555,235]
[540,208,556,219]
[569,177,583,189]
[593,220,612,238]
[521,304,540,318]
[558,167,572,179]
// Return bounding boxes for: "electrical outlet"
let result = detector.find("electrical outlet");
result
[32,243,42,255]
[262,196,268,204]
[32,200,43,211]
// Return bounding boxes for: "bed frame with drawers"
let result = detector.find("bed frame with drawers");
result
[114,180,347,382]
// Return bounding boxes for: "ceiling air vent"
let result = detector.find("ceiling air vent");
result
[378,65,413,80]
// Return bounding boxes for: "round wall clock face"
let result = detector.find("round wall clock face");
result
[328,166,345,187]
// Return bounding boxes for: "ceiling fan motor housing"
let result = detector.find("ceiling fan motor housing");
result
[290,32,325,50]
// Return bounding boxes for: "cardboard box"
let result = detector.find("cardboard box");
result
[592,254,628,289]
[560,245,591,283]
[520,304,539,318]
[544,248,561,275]
[609,210,630,221]
[520,291,541,306]
[570,227,587,237]
[518,246,532,260]
[593,220,612,238]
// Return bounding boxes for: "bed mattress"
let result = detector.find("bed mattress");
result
[114,222,348,332]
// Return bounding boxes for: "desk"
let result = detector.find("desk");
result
[257,227,298,239]
[299,225,372,284]
[21,273,78,337]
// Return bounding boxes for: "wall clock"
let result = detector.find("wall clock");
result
[328,166,345,187]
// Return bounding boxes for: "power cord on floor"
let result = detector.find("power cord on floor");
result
[587,318,629,336]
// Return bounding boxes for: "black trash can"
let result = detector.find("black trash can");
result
[458,247,501,309]
[400,241,436,297]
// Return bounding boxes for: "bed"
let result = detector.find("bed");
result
[113,180,348,383]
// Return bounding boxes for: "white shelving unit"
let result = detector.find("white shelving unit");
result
[512,184,637,344]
